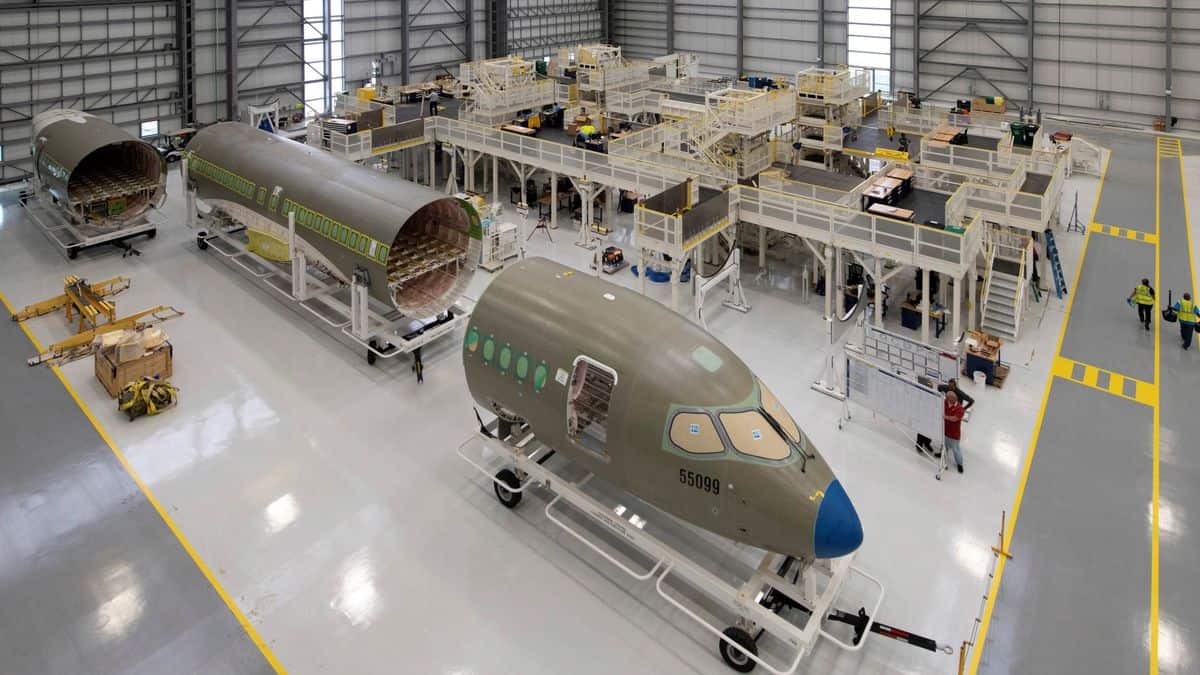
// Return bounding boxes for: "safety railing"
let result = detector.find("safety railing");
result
[462,79,556,116]
[733,185,981,272]
[607,121,738,188]
[1067,135,1109,177]
[306,124,375,161]
[793,66,871,103]
[607,89,666,116]
[555,81,578,106]
[920,140,1016,177]
[980,245,997,320]
[706,87,796,137]
[334,93,397,125]
[881,102,1011,135]
[957,511,1014,674]
[660,98,707,120]
[635,206,684,250]
[647,75,734,98]
[758,168,853,206]
[577,62,650,92]
[427,116,696,199]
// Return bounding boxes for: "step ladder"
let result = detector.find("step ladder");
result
[1044,230,1067,299]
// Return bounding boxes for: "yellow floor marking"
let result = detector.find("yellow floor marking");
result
[1150,137,1166,675]
[968,149,1112,674]
[1090,222,1159,245]
[1050,356,1156,406]
[0,290,288,674]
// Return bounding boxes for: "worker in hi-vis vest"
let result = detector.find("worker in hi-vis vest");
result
[1172,292,1197,350]
[1128,278,1156,331]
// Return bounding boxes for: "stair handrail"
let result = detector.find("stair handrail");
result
[980,244,997,313]
[1012,237,1031,337]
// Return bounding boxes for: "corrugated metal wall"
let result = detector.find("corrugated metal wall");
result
[0,0,182,182]
[616,0,849,78]
[893,0,1200,131]
[2,0,1194,183]
[612,0,1196,130]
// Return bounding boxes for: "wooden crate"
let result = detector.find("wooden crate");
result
[95,342,173,398]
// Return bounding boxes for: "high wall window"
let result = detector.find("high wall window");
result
[303,0,344,116]
[847,0,891,94]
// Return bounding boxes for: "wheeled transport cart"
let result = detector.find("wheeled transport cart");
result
[191,202,470,379]
[459,421,955,673]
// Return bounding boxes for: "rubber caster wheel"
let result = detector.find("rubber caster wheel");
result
[196,233,209,250]
[718,627,758,673]
[366,339,378,366]
[493,469,522,509]
[67,247,79,260]
[146,228,157,239]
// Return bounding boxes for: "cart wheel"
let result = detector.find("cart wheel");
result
[67,247,79,260]
[146,228,157,239]
[366,339,378,366]
[493,469,523,509]
[718,627,758,673]
[196,233,209,250]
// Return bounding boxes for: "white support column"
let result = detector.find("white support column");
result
[824,246,834,320]
[670,258,682,313]
[921,267,931,344]
[492,154,499,206]
[606,185,617,226]
[952,271,962,340]
[874,257,883,327]
[182,157,196,227]
[969,261,978,331]
[759,225,767,269]
[550,173,558,229]
[288,210,309,301]
[428,144,436,187]
[638,249,647,295]
[834,246,843,309]
[447,148,458,194]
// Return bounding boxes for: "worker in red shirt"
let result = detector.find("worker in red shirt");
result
[944,390,965,473]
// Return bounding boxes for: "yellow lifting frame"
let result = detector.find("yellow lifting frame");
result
[27,305,185,367]
[11,275,131,331]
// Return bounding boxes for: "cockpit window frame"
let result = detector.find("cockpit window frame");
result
[718,409,793,461]
[667,410,728,456]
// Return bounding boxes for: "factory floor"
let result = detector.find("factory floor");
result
[0,124,1190,675]
[974,131,1200,675]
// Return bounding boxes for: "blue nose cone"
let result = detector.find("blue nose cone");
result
[813,480,864,558]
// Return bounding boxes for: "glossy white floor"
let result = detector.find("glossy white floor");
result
[0,165,1090,675]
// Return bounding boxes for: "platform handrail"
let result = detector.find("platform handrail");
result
[428,116,698,197]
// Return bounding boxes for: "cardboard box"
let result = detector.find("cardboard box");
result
[95,342,173,398]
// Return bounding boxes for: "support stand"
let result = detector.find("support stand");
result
[1065,190,1086,234]
[695,248,751,329]
[456,424,930,675]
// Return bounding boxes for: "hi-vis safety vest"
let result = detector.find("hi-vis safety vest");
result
[1134,285,1154,305]
[1179,299,1197,324]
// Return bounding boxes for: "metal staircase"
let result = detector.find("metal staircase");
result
[981,266,1021,340]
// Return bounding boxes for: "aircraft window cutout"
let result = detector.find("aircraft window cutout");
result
[719,411,791,461]
[669,412,725,455]
[758,379,800,443]
[567,356,617,458]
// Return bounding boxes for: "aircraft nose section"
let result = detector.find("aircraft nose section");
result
[812,480,863,558]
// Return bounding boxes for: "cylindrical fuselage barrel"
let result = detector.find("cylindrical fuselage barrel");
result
[30,109,166,226]
[187,122,479,316]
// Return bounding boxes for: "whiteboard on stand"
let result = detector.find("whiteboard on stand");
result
[845,351,944,444]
